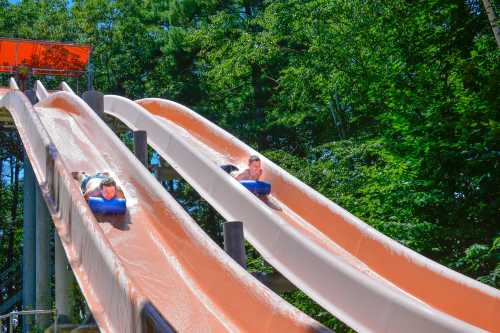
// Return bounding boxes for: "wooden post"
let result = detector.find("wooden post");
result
[223,221,246,269]
[133,130,148,168]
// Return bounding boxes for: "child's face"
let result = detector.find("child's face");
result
[102,185,117,200]
[249,160,261,176]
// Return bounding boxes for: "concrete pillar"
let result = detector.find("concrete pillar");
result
[22,154,36,332]
[133,130,148,168]
[82,91,104,118]
[55,232,74,323]
[35,186,51,329]
[223,221,246,269]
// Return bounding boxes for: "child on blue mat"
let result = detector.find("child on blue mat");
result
[231,155,281,210]
[75,172,125,201]
[236,155,262,181]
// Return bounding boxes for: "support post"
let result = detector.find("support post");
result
[133,130,148,168]
[223,221,246,269]
[86,62,94,91]
[24,89,37,105]
[35,186,51,329]
[82,90,104,118]
[54,232,74,324]
[22,155,36,332]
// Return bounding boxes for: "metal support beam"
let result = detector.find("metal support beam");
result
[22,154,36,332]
[223,221,246,269]
[35,186,51,329]
[54,232,74,323]
[82,90,104,118]
[133,130,148,168]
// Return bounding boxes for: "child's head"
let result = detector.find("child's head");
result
[248,155,261,176]
[100,177,117,200]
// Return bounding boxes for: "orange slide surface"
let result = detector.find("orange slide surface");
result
[0,85,330,332]
[128,97,500,333]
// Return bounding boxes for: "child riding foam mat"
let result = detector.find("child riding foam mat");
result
[239,180,271,195]
[221,155,281,210]
[73,172,127,215]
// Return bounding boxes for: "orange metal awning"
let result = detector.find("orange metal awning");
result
[0,38,92,77]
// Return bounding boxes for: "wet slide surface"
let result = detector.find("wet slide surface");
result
[2,86,329,333]
[105,96,499,333]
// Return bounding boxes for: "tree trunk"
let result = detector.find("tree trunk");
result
[482,0,500,48]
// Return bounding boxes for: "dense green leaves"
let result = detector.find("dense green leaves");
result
[1,0,499,330]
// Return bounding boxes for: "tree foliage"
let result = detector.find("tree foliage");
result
[0,0,498,330]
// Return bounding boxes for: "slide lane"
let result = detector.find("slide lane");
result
[4,82,330,333]
[90,90,494,333]
[136,98,500,333]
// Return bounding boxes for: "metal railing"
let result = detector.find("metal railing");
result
[0,309,57,333]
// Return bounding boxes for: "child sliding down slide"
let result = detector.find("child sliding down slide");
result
[222,155,281,210]
[73,172,126,214]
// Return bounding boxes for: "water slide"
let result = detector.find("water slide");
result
[1,79,330,332]
[55,80,500,333]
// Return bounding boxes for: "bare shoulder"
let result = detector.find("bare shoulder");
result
[236,169,250,181]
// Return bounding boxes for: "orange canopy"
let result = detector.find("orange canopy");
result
[0,38,92,77]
